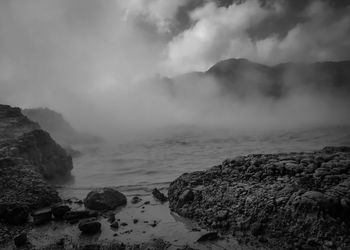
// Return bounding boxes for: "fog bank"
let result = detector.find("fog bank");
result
[0,0,349,139]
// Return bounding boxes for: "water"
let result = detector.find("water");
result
[45,126,350,249]
[64,126,350,192]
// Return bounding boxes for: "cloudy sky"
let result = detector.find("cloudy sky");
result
[0,0,349,135]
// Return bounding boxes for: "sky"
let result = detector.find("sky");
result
[0,0,349,137]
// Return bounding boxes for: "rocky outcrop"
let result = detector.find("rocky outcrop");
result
[168,146,350,249]
[0,104,73,243]
[0,104,73,179]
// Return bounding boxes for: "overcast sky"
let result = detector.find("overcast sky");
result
[0,0,349,135]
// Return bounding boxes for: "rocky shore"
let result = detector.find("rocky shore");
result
[0,104,73,244]
[168,146,350,249]
[2,104,350,249]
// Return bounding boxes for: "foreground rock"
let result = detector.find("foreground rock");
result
[84,188,127,211]
[78,219,101,235]
[0,104,73,243]
[169,146,350,249]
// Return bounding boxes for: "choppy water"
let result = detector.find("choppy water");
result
[62,126,350,193]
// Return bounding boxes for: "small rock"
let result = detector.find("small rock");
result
[14,233,27,247]
[131,196,142,204]
[133,219,138,224]
[150,221,158,227]
[51,205,71,220]
[32,209,52,225]
[121,222,128,226]
[110,221,119,229]
[78,219,101,234]
[197,232,218,242]
[152,188,168,202]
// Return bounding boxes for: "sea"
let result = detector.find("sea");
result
[61,125,350,194]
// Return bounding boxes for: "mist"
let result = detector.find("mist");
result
[0,0,349,140]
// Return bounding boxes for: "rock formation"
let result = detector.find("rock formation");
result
[0,104,73,243]
[168,146,350,249]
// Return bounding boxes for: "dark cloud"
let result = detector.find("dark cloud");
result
[0,0,349,137]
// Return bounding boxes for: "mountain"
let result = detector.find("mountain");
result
[22,107,101,146]
[168,59,350,99]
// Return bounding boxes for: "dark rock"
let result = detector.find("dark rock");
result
[32,209,52,225]
[84,188,127,210]
[110,221,119,229]
[131,196,142,204]
[51,205,71,219]
[149,221,158,227]
[152,188,168,202]
[197,232,219,242]
[78,219,101,234]
[168,147,350,249]
[14,233,27,247]
[133,219,138,224]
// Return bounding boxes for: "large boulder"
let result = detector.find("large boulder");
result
[168,146,350,249]
[84,188,127,211]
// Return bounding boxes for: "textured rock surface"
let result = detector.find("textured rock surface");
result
[0,104,73,179]
[84,188,127,211]
[169,146,350,249]
[0,104,73,243]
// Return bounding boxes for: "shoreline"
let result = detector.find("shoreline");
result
[1,145,350,249]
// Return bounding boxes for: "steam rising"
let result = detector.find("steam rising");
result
[0,0,349,139]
